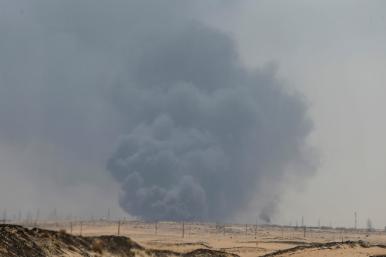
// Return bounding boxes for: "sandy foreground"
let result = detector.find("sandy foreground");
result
[2,221,386,257]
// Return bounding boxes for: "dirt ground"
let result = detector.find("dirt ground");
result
[11,220,385,257]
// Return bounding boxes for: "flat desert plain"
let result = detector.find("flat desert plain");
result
[7,220,385,257]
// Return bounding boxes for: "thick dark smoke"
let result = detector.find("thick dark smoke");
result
[106,23,315,221]
[0,0,315,221]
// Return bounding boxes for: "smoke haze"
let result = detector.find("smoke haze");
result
[0,0,316,222]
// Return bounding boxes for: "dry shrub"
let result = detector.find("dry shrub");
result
[91,239,104,254]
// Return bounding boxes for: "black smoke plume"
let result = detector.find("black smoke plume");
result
[107,21,315,221]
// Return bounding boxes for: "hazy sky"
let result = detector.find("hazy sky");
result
[1,1,385,228]
[207,1,386,228]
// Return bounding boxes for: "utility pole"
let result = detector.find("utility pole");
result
[53,208,58,227]
[35,209,40,227]
[117,220,121,236]
[354,212,357,230]
[2,209,6,224]
[254,217,258,239]
[182,222,185,238]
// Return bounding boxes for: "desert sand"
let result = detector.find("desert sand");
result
[2,220,385,257]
